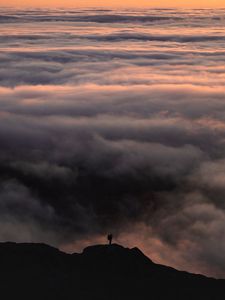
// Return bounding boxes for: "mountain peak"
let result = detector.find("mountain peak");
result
[82,243,153,263]
[0,242,224,300]
[83,243,125,253]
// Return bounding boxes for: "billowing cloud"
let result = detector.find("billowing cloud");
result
[1,7,225,278]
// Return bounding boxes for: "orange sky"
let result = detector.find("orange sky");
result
[2,0,225,8]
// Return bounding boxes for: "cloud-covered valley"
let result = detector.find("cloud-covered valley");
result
[1,7,225,278]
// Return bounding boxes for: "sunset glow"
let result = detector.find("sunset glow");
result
[2,0,225,7]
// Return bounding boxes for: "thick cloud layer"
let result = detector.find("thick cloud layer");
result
[1,7,225,278]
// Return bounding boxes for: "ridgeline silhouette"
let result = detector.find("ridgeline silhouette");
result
[0,241,224,299]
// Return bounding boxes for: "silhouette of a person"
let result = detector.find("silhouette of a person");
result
[107,233,113,245]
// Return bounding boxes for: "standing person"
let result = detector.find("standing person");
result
[107,233,113,245]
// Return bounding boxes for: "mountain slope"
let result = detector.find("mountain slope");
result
[0,242,224,300]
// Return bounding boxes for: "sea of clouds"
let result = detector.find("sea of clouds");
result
[1,7,225,277]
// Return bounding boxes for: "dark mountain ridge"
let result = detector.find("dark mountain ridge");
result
[0,242,224,299]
